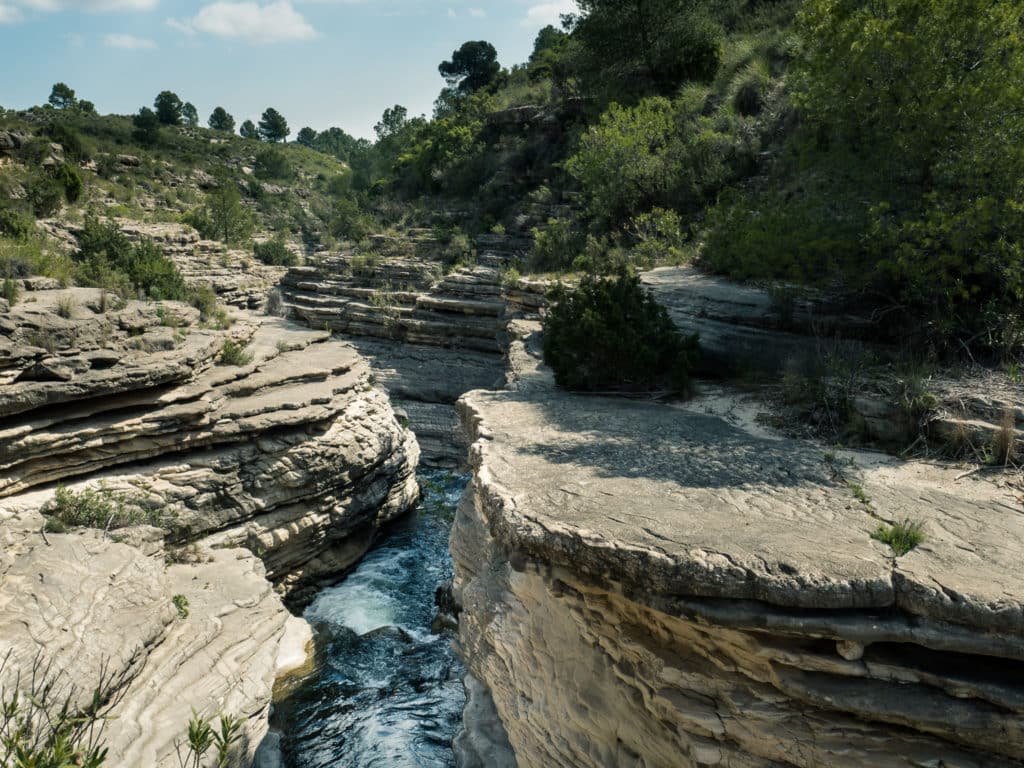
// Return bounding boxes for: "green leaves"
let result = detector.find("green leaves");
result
[542,269,699,393]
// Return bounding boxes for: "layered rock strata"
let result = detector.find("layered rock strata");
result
[641,266,887,373]
[278,234,539,466]
[0,285,419,765]
[451,334,1024,767]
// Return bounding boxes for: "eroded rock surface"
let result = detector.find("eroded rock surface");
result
[451,334,1024,767]
[278,233,543,466]
[0,286,419,765]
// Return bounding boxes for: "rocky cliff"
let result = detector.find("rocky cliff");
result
[278,232,543,467]
[0,283,419,765]
[450,328,1024,767]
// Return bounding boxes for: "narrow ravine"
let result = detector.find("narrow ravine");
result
[272,470,469,767]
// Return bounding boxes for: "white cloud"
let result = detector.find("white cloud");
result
[0,3,23,22]
[468,7,484,17]
[522,0,574,28]
[104,32,156,48]
[170,0,315,43]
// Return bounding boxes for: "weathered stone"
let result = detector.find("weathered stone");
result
[0,288,420,765]
[451,340,1024,767]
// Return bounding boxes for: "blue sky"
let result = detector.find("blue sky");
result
[0,0,576,138]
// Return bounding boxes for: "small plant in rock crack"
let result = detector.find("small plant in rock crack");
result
[846,480,871,506]
[175,709,244,768]
[218,339,253,366]
[871,518,925,556]
[172,594,190,619]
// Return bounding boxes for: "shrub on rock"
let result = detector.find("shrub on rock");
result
[542,269,698,393]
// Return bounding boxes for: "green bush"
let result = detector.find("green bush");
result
[253,238,298,266]
[53,162,83,203]
[529,218,584,273]
[254,148,293,180]
[44,120,92,161]
[542,270,699,393]
[43,484,159,530]
[26,174,64,217]
[74,215,189,300]
[2,277,18,306]
[0,206,34,239]
[219,339,253,366]
[701,187,866,283]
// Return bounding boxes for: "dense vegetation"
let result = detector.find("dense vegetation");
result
[3,0,1023,365]
[543,270,699,393]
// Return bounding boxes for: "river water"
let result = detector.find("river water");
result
[274,470,469,767]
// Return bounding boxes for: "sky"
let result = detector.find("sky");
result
[0,0,577,138]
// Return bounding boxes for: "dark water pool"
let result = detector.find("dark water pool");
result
[274,470,468,767]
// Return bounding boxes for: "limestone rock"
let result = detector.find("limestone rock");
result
[0,290,420,765]
[450,339,1024,767]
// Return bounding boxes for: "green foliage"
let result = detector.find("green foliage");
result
[566,96,751,226]
[239,119,257,140]
[253,237,297,266]
[208,106,235,133]
[0,207,34,239]
[439,40,501,96]
[254,147,293,180]
[48,82,76,110]
[529,218,584,272]
[328,197,372,242]
[75,215,189,300]
[0,652,123,768]
[0,235,75,284]
[542,269,699,392]
[172,594,190,619]
[257,107,289,143]
[177,710,244,768]
[701,186,866,282]
[55,294,75,319]
[569,0,724,100]
[181,102,199,127]
[871,519,925,557]
[701,0,1024,354]
[43,484,159,530]
[188,176,253,245]
[2,278,18,306]
[132,107,160,146]
[26,174,64,217]
[154,91,183,126]
[219,339,253,366]
[296,126,317,147]
[44,121,91,162]
[52,162,83,203]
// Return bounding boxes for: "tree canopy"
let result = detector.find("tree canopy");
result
[208,107,235,133]
[439,40,501,95]
[154,91,183,126]
[258,108,290,142]
[296,127,317,147]
[568,0,722,98]
[239,119,258,140]
[48,83,76,110]
[181,102,199,127]
[132,107,160,146]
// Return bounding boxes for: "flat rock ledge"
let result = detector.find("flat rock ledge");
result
[450,334,1024,767]
[0,288,419,766]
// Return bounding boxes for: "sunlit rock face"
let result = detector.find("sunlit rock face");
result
[450,331,1024,768]
[0,287,419,766]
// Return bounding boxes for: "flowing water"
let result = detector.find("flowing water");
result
[274,470,468,767]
